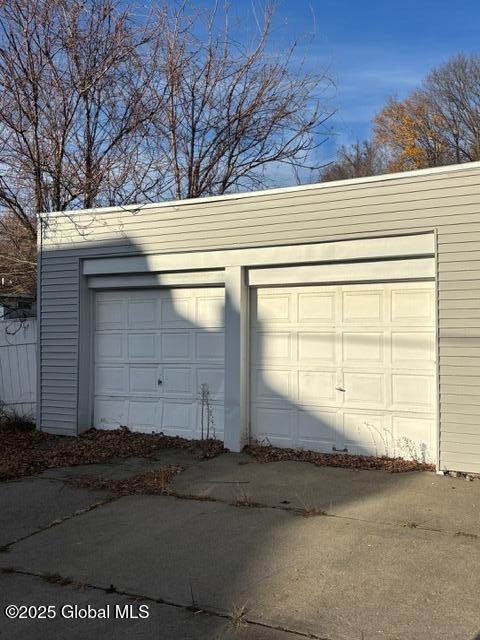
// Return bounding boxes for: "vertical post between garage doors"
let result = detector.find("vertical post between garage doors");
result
[223,266,249,451]
[80,232,438,463]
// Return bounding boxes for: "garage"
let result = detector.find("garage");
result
[250,282,436,461]
[39,161,480,473]
[93,287,225,439]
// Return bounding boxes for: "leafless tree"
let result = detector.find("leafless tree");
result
[424,54,480,163]
[0,0,162,291]
[0,0,160,212]
[0,215,36,294]
[0,0,333,292]
[147,2,334,199]
[320,140,386,182]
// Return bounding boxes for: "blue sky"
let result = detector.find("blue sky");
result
[233,0,480,166]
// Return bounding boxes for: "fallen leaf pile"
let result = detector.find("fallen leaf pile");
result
[70,466,185,495]
[0,426,226,481]
[244,443,436,473]
[0,422,435,482]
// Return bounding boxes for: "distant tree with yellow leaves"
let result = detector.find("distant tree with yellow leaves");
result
[322,53,480,181]
[373,54,480,173]
[374,92,450,171]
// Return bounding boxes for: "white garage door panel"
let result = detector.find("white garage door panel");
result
[298,408,340,447]
[94,398,128,428]
[93,288,225,439]
[298,370,337,404]
[251,282,436,462]
[255,406,294,443]
[128,334,157,360]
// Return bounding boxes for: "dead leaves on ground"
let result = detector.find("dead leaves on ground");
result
[0,422,436,482]
[244,443,436,473]
[0,426,226,481]
[70,466,185,496]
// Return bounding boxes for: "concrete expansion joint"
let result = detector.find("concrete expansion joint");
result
[0,495,118,552]
[0,567,331,640]
[129,488,480,541]
[14,474,480,544]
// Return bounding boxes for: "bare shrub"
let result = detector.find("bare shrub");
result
[0,401,35,432]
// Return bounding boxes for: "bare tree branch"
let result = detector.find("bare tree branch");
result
[147,1,333,199]
[0,0,333,292]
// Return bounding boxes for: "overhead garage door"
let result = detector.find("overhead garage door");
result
[250,282,436,462]
[93,288,225,439]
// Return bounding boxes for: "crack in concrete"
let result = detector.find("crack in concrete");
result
[0,495,118,551]
[2,473,478,638]
[8,471,480,543]
[3,472,478,556]
[1,567,330,640]
[130,487,480,541]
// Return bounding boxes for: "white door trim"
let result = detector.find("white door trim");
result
[83,233,434,276]
[79,232,438,461]
[87,270,225,289]
[224,267,249,451]
[248,258,435,287]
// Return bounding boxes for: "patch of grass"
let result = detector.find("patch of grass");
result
[228,604,247,630]
[297,506,328,518]
[127,595,147,603]
[70,466,185,496]
[231,490,262,508]
[73,499,115,515]
[455,530,478,539]
[40,573,73,586]
[171,492,217,503]
[400,521,418,529]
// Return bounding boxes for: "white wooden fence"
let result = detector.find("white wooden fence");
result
[0,318,36,418]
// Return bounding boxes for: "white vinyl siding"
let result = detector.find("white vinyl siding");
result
[39,255,79,434]
[39,162,480,471]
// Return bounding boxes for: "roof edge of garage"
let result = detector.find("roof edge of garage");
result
[40,160,480,220]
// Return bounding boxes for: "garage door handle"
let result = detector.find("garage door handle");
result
[336,387,345,392]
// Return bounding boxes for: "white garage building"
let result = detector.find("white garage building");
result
[38,162,480,473]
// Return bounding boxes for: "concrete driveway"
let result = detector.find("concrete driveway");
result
[1,451,480,640]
